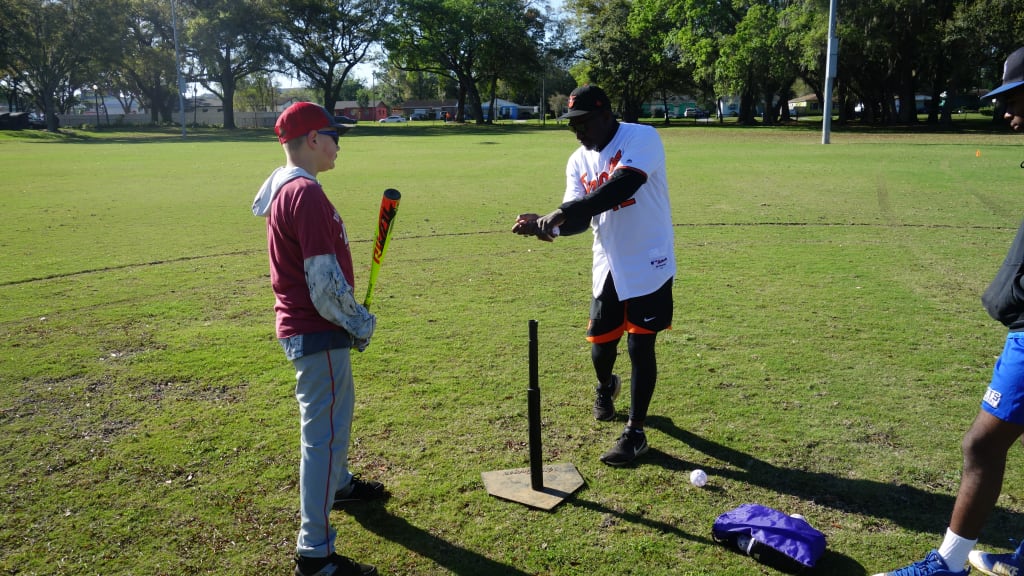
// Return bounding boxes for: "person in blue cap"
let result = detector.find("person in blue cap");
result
[873,46,1024,576]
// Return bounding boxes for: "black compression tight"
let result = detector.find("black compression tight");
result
[591,332,658,425]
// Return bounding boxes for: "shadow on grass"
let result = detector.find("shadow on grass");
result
[570,448,864,574]
[648,416,1024,550]
[568,493,716,545]
[17,122,573,145]
[345,495,531,576]
[11,116,1017,146]
[341,452,866,574]
[35,127,281,144]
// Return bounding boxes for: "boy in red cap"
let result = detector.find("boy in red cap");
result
[873,47,1024,576]
[252,102,383,576]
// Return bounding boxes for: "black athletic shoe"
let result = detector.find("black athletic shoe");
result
[593,374,621,421]
[294,553,377,576]
[600,428,649,466]
[333,475,386,508]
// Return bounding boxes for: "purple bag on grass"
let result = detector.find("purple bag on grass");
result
[712,503,827,571]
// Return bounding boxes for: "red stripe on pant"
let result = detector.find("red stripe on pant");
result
[322,350,338,553]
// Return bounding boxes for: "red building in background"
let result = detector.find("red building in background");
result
[334,101,389,122]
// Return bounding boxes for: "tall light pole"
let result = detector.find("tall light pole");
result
[540,75,546,126]
[822,0,838,144]
[171,0,187,137]
[92,85,100,127]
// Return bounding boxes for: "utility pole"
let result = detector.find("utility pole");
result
[171,0,187,138]
[822,0,838,144]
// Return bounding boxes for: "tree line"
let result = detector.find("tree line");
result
[3,0,1024,133]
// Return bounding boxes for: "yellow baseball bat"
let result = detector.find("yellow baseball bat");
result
[363,188,401,310]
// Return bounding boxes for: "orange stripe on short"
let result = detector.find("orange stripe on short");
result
[586,318,626,344]
[625,322,672,335]
[626,322,657,335]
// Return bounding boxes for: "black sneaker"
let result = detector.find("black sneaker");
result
[333,475,386,508]
[600,428,649,466]
[294,553,377,576]
[593,374,621,421]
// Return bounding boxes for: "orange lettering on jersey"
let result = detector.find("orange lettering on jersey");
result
[578,150,633,210]
[579,150,623,194]
[609,150,622,171]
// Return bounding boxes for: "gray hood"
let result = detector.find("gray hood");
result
[252,166,317,217]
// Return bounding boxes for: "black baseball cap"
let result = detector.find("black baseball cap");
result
[983,47,1024,100]
[560,85,610,119]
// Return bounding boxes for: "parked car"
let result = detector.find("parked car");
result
[683,107,708,119]
[334,115,357,126]
[27,112,47,129]
[378,115,407,123]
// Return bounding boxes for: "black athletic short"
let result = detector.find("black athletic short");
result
[587,275,673,344]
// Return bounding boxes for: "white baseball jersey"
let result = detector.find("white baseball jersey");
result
[563,122,675,300]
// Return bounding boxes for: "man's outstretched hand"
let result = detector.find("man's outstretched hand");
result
[512,213,556,242]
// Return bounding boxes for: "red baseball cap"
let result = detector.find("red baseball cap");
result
[275,102,354,144]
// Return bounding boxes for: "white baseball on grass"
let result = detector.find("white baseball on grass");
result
[689,469,708,487]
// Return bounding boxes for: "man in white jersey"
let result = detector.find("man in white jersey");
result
[513,84,676,466]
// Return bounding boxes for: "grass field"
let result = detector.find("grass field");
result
[5,118,1024,575]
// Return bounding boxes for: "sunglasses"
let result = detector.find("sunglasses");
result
[566,118,589,135]
[317,130,339,144]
